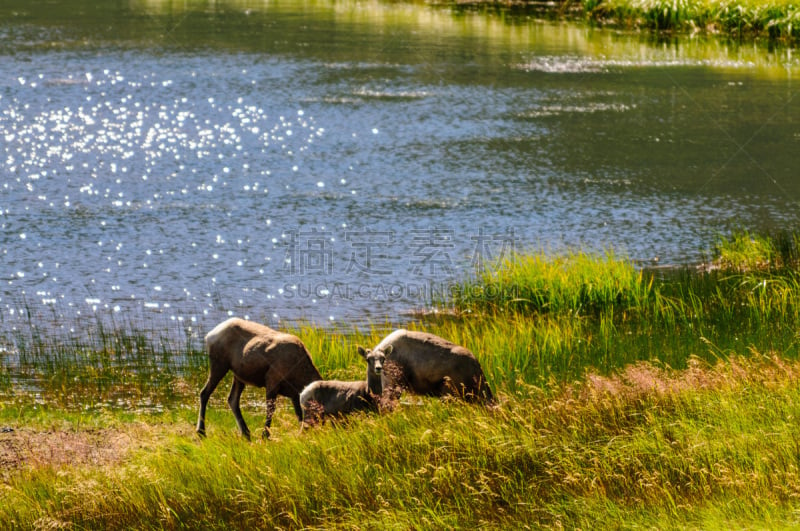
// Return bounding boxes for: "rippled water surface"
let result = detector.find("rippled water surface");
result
[1,0,799,340]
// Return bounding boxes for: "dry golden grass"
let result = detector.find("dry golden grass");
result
[4,353,800,528]
[0,422,193,480]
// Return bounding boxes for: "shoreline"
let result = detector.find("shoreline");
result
[4,232,800,526]
[436,0,800,43]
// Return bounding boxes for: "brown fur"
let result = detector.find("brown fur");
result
[366,329,494,403]
[196,317,322,439]
[299,347,384,423]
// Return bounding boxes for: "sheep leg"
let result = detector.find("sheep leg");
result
[196,363,227,436]
[262,369,288,438]
[261,389,279,439]
[435,377,458,398]
[289,394,304,423]
[227,378,251,440]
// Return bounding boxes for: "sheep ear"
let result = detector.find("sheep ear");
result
[383,345,394,356]
[357,346,367,359]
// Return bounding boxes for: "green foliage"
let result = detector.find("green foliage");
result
[713,230,800,271]
[446,249,649,317]
[714,231,776,270]
[636,0,698,30]
[582,0,800,40]
[433,231,800,387]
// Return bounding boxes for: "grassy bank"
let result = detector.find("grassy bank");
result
[4,354,800,528]
[587,0,800,40]
[3,231,800,527]
[448,0,800,42]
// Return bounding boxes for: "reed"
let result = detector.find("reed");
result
[2,313,204,410]
[431,231,800,384]
[583,0,800,40]
[444,248,649,317]
[5,231,800,405]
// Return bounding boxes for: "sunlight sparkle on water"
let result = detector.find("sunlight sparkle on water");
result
[1,64,330,330]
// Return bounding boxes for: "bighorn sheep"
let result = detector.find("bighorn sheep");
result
[196,317,322,439]
[299,347,385,423]
[363,329,494,403]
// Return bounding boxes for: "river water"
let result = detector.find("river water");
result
[1,0,799,342]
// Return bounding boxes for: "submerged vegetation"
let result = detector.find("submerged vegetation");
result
[3,231,800,527]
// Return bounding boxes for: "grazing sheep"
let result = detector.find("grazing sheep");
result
[196,317,322,439]
[299,347,385,423]
[365,329,494,403]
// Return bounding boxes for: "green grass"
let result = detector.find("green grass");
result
[444,248,650,317]
[447,0,800,41]
[602,0,800,39]
[586,0,800,40]
[442,231,800,375]
[4,230,800,528]
[4,354,800,528]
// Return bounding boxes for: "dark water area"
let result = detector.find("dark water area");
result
[1,0,799,347]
